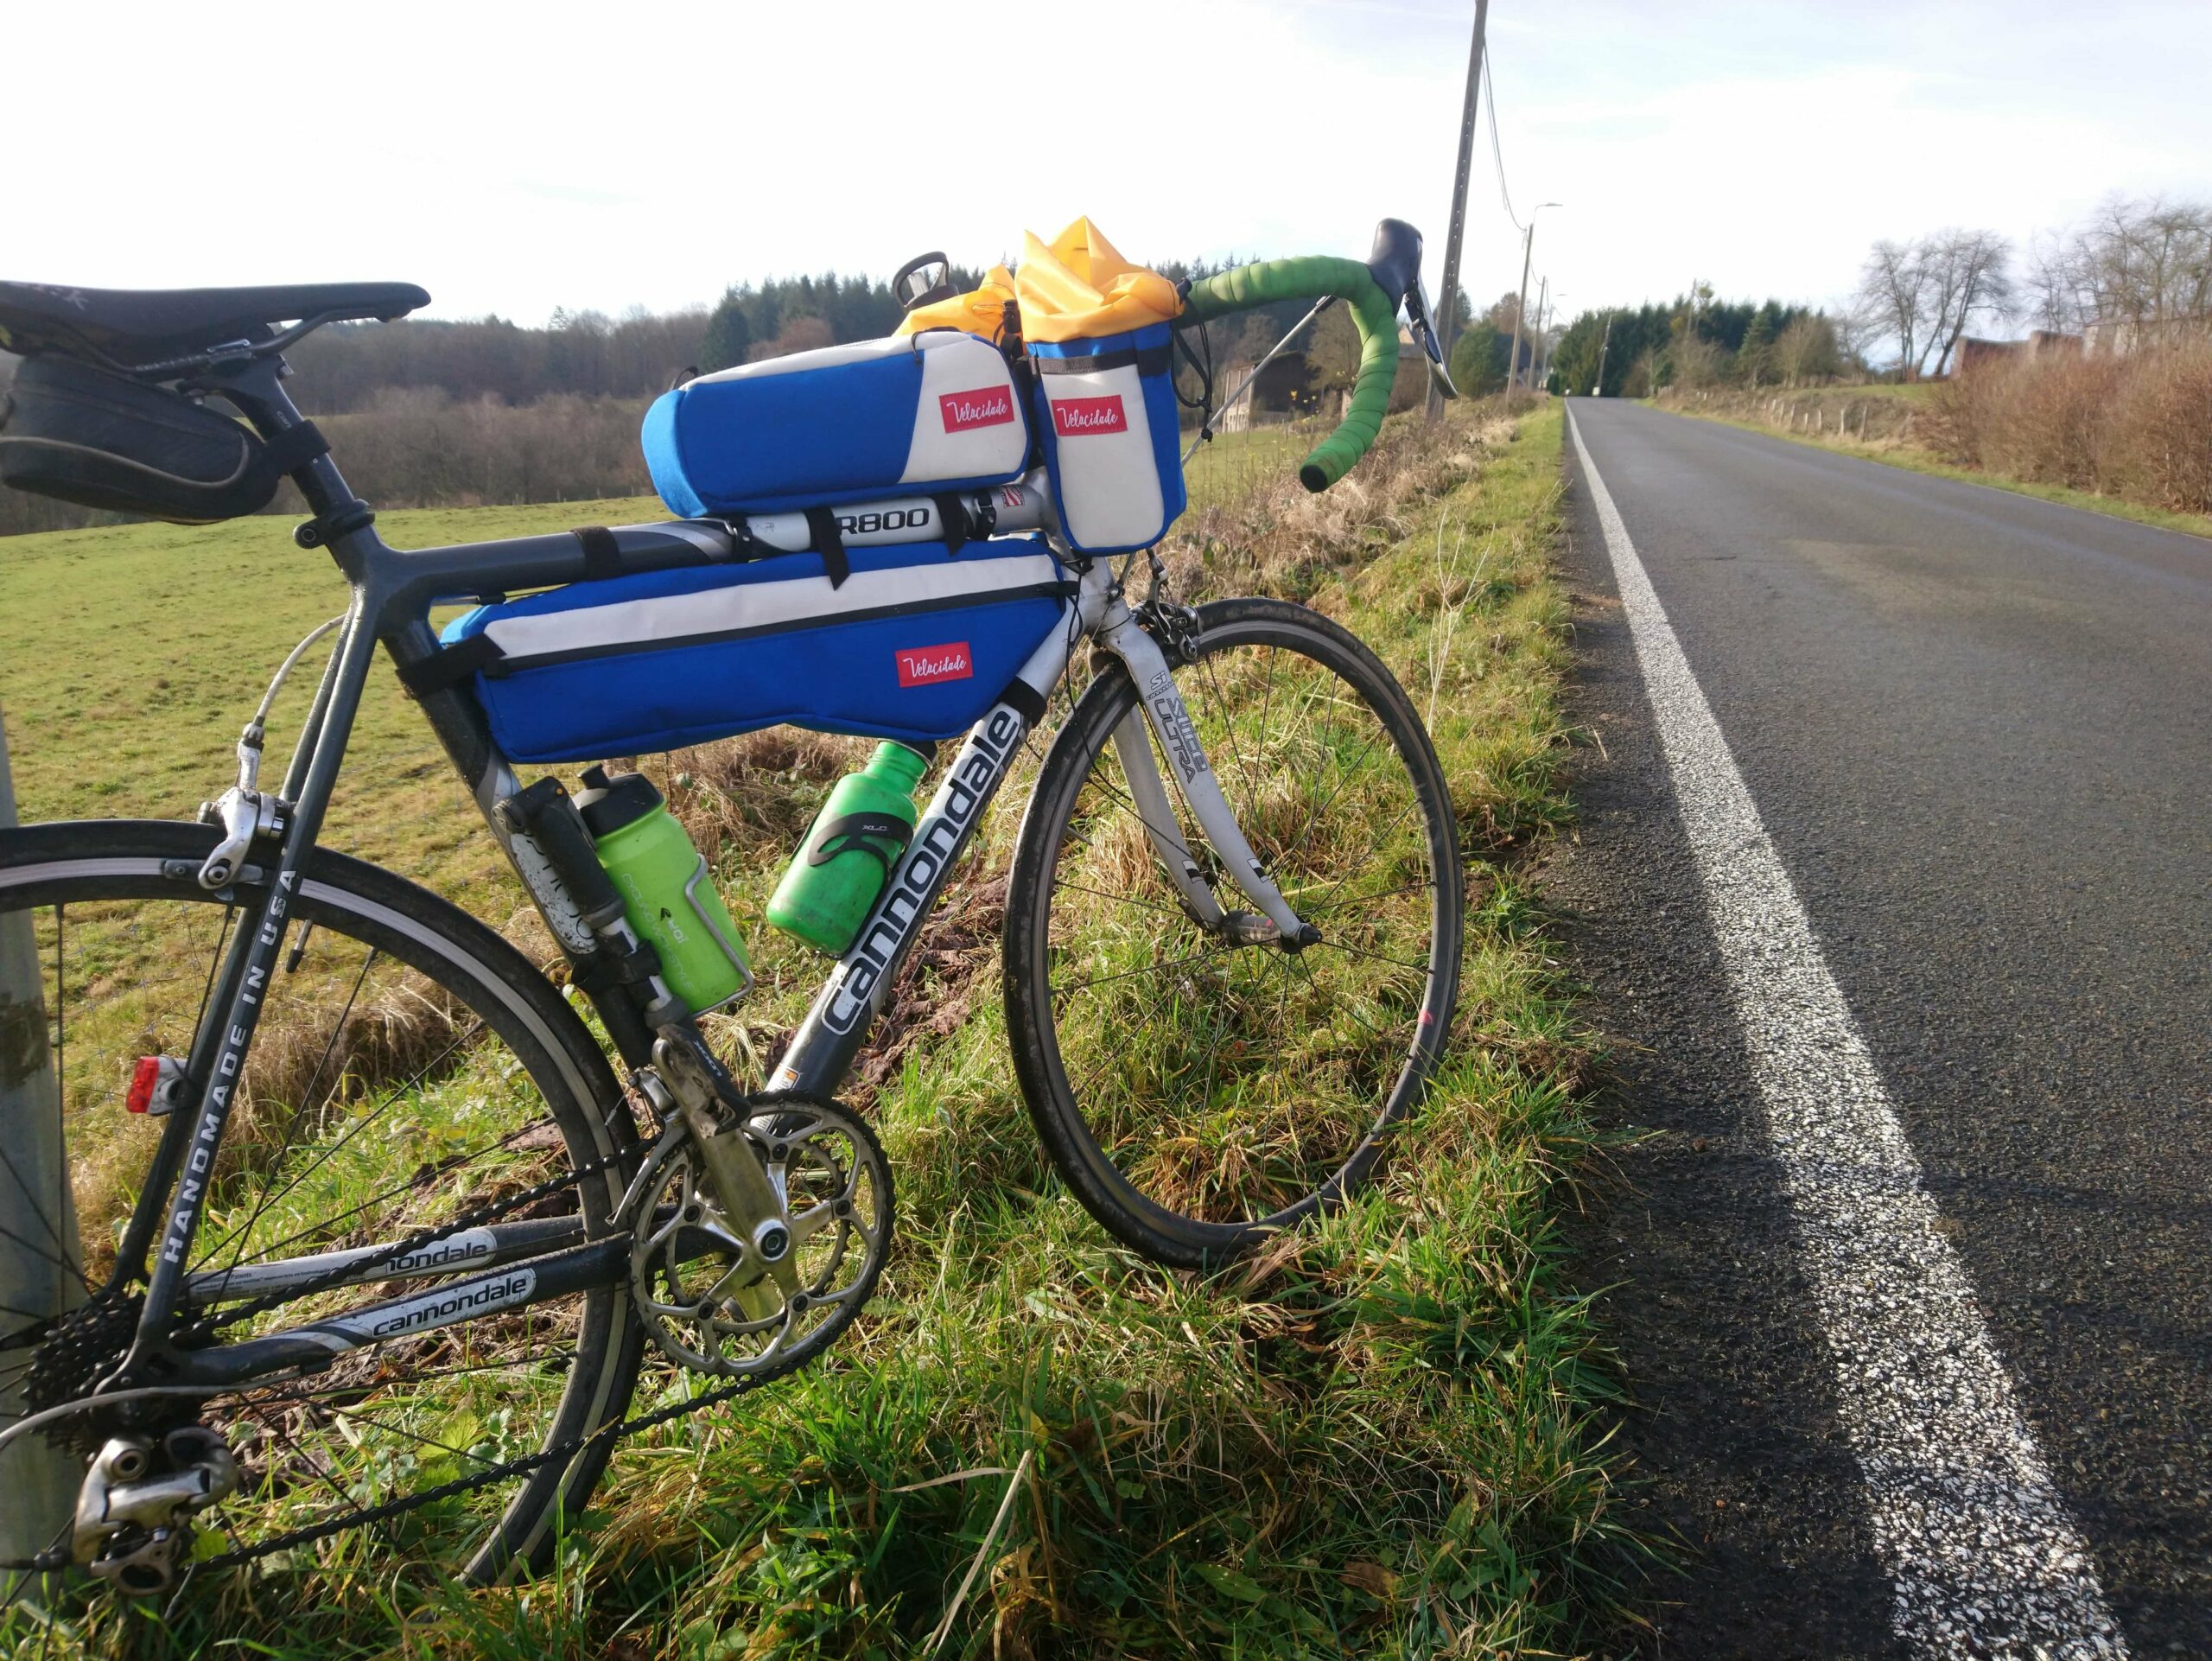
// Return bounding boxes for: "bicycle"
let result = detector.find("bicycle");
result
[0,220,1465,1597]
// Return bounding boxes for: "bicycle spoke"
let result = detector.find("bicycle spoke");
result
[0,1162,84,1295]
[223,1104,556,1276]
[1297,794,1425,920]
[1083,767,1206,875]
[50,902,63,1144]
[1302,876,1437,917]
[216,1017,488,1263]
[1196,647,1257,830]
[0,909,84,1293]
[1050,945,1226,1002]
[1288,953,1401,1046]
[1249,644,1279,827]
[1313,936,1434,976]
[198,945,383,1278]
[198,902,237,1021]
[0,1219,86,1295]
[1049,875,1192,921]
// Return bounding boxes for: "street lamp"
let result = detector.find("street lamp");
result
[1509,202,1561,391]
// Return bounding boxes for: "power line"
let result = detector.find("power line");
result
[1482,53,1523,233]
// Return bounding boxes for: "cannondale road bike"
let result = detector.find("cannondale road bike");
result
[0,220,1464,1597]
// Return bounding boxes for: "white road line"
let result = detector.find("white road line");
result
[1569,411,2130,1659]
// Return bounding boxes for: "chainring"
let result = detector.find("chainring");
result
[625,1093,893,1380]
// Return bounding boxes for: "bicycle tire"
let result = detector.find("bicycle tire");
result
[0,820,645,1582]
[1002,597,1464,1269]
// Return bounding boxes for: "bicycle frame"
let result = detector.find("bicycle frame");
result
[97,352,1313,1394]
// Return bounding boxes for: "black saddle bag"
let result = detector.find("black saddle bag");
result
[0,353,319,524]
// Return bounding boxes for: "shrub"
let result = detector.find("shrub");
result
[2105,340,2212,513]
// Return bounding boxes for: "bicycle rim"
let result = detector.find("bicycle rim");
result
[1005,598,1464,1267]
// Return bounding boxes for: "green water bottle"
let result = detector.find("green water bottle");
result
[574,765,751,1014]
[766,741,930,955]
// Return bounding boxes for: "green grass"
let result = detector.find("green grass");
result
[4,405,1634,1657]
[1655,389,2212,540]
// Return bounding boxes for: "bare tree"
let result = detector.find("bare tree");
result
[1924,229,2016,377]
[1855,232,2014,378]
[2026,197,2212,346]
[1855,239,1931,379]
[2024,228,2093,333]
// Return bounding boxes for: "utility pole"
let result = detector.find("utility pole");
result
[0,708,82,1603]
[1592,310,1615,396]
[1507,225,1534,391]
[1539,283,1557,396]
[1427,0,1490,423]
[1505,203,1560,392]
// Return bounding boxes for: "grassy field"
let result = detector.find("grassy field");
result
[3,405,1633,1657]
[1653,383,2212,539]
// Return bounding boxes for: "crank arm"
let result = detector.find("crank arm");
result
[1100,613,1317,947]
[649,1029,801,1300]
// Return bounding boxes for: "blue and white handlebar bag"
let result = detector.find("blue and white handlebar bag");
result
[443,536,1072,763]
[642,331,1032,518]
[1027,321,1186,554]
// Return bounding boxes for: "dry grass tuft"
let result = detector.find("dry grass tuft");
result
[667,727,872,863]
[223,971,467,1174]
[1160,404,1502,607]
[1924,340,2212,513]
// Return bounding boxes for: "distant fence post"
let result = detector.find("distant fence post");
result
[0,706,83,1601]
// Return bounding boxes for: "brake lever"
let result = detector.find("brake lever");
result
[1403,281,1459,400]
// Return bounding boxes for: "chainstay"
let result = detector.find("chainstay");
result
[0,1352,753,1580]
[204,1135,644,1333]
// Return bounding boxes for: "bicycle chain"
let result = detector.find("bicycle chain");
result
[197,1364,766,1571]
[4,1365,766,1578]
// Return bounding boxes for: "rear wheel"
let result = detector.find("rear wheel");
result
[1003,598,1463,1269]
[0,822,644,1585]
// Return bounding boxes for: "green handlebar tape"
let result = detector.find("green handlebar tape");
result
[1183,256,1401,492]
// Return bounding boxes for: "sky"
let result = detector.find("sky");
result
[10,1,2210,334]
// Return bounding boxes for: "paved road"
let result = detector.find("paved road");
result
[1549,400,2210,1658]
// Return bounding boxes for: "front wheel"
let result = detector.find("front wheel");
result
[1004,597,1464,1269]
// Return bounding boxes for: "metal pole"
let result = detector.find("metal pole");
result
[1507,221,1535,391]
[0,708,82,1602]
[1427,0,1489,423]
[1532,277,1549,391]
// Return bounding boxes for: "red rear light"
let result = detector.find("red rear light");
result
[126,1056,162,1114]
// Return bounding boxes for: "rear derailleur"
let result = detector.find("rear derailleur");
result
[73,1425,238,1596]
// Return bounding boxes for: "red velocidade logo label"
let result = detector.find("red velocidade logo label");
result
[1052,394,1127,436]
[896,642,973,687]
[939,388,1014,432]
